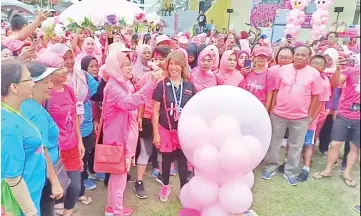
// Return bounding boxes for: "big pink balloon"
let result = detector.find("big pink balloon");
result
[188,176,219,208]
[219,181,253,214]
[178,115,209,150]
[233,172,255,189]
[201,204,229,216]
[178,86,271,164]
[210,115,242,149]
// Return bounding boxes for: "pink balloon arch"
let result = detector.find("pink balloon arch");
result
[177,86,272,215]
[311,0,335,41]
[284,0,312,39]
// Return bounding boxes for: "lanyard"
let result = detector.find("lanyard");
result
[170,80,183,113]
[1,101,42,138]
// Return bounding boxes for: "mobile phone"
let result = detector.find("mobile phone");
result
[345,58,355,67]
[244,59,252,68]
[286,34,292,39]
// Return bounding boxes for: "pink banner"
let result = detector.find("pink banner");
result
[250,0,285,27]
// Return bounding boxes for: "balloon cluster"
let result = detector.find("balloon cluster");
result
[284,0,311,38]
[311,0,335,41]
[177,86,272,216]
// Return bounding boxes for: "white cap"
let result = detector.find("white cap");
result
[32,68,58,82]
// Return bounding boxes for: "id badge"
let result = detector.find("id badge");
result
[76,101,85,115]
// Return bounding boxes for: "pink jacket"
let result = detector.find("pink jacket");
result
[102,51,156,157]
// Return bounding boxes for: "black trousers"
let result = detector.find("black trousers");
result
[161,149,188,188]
[40,180,54,216]
[319,114,334,153]
[79,132,95,197]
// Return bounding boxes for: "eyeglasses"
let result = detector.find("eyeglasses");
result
[311,62,325,67]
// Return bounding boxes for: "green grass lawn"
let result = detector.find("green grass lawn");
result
[74,149,360,216]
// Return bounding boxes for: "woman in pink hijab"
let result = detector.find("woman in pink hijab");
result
[103,51,162,216]
[76,37,102,66]
[217,50,245,88]
[203,45,220,72]
[132,44,152,82]
[190,49,218,92]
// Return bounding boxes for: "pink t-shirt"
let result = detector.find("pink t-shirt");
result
[273,64,323,120]
[218,70,245,88]
[338,68,360,120]
[245,69,276,105]
[48,84,79,151]
[309,75,331,130]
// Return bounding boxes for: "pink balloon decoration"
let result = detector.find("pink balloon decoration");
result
[219,137,251,173]
[179,183,200,210]
[178,115,209,150]
[201,204,229,216]
[179,209,201,216]
[192,144,220,172]
[219,181,253,214]
[210,115,242,149]
[311,0,335,40]
[233,172,255,189]
[188,176,219,208]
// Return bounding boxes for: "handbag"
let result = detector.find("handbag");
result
[45,100,71,191]
[93,94,127,174]
[1,181,21,216]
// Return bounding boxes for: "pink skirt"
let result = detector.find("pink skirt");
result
[158,125,181,153]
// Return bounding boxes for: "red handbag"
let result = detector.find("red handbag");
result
[93,95,127,174]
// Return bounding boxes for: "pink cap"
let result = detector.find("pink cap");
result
[252,46,271,57]
[155,34,176,48]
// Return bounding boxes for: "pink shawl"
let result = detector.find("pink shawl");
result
[132,44,152,81]
[217,50,245,88]
[76,37,102,65]
[204,45,220,72]
[190,50,218,92]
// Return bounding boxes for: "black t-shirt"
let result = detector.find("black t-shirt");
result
[152,78,197,130]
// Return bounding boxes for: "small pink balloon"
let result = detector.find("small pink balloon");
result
[201,204,229,216]
[178,115,209,150]
[219,181,253,214]
[210,115,241,149]
[179,183,200,210]
[321,16,328,24]
[179,209,201,216]
[234,172,255,189]
[188,176,219,208]
[314,19,322,26]
[219,137,251,173]
[242,135,264,166]
[192,144,220,172]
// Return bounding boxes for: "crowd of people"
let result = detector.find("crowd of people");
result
[1,9,360,216]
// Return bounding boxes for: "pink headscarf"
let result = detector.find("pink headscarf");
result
[76,37,102,65]
[132,44,152,81]
[190,50,218,92]
[37,51,65,68]
[217,50,245,87]
[105,51,134,92]
[203,45,220,71]
[198,33,207,44]
[49,43,89,102]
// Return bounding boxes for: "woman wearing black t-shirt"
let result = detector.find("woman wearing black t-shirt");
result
[152,50,196,203]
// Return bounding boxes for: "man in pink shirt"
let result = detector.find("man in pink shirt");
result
[313,55,360,188]
[262,46,322,186]
[297,55,331,182]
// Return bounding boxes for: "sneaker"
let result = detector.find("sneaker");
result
[152,169,160,178]
[340,166,346,173]
[284,174,299,186]
[261,171,275,180]
[127,174,136,183]
[355,205,360,213]
[84,179,97,190]
[156,173,164,185]
[134,181,148,199]
[170,163,177,176]
[123,207,134,216]
[297,169,309,182]
[88,172,97,180]
[104,206,113,216]
[278,163,285,173]
[96,173,106,181]
[159,185,172,202]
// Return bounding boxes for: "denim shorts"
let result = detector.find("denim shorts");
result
[304,129,315,146]
[331,114,360,148]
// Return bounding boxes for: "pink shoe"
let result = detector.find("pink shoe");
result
[123,207,134,216]
[105,206,113,216]
[159,185,172,202]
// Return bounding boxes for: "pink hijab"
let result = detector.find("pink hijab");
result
[190,50,218,92]
[132,44,152,81]
[76,37,102,65]
[37,51,65,68]
[105,51,134,92]
[217,50,245,87]
[49,43,89,102]
[204,45,220,71]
